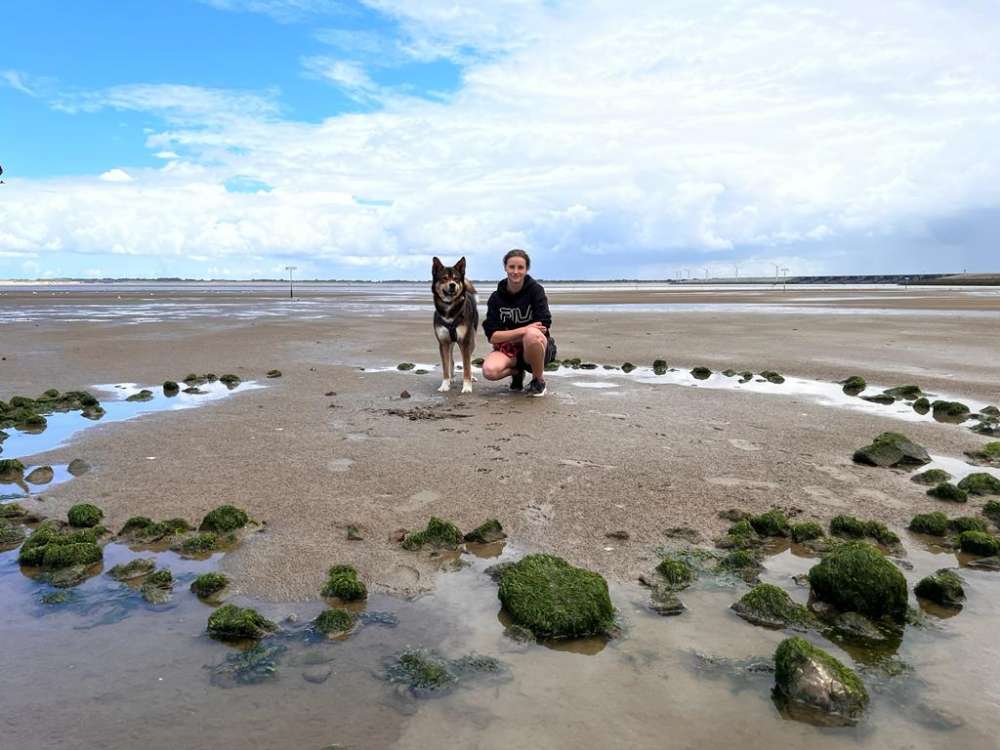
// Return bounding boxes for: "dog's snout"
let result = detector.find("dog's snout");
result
[447,282,457,293]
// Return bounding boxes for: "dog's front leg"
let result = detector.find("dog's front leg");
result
[437,340,453,392]
[460,345,474,393]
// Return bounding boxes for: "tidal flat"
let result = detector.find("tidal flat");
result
[1,282,999,749]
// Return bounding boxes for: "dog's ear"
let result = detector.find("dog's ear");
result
[455,257,466,276]
[432,257,443,277]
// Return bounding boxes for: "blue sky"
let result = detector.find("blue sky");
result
[2,1,999,280]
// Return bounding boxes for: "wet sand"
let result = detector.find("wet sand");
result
[2,284,999,601]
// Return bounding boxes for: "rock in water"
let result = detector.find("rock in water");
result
[24,466,54,484]
[67,458,91,476]
[773,637,868,724]
[914,569,965,608]
[852,432,930,469]
[807,542,908,623]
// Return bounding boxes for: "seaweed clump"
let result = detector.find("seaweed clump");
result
[807,542,907,622]
[497,554,615,638]
[908,512,948,536]
[656,556,695,590]
[18,521,103,569]
[911,469,951,486]
[914,569,965,608]
[199,504,249,533]
[731,584,814,629]
[207,603,276,639]
[107,558,156,581]
[321,564,367,601]
[67,503,104,528]
[773,636,868,723]
[957,473,1000,496]
[931,400,970,422]
[401,517,463,550]
[829,515,899,546]
[841,375,866,395]
[759,370,785,384]
[652,359,667,375]
[191,572,229,598]
[927,483,968,503]
[958,531,1000,556]
[314,608,355,635]
[749,509,790,537]
[790,522,824,543]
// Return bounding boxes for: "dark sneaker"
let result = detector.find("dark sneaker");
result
[526,378,547,398]
[509,370,525,392]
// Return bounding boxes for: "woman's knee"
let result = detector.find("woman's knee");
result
[482,359,506,380]
[524,328,546,349]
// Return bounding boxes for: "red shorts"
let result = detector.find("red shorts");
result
[494,342,522,359]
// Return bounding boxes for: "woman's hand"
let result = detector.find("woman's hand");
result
[525,322,548,334]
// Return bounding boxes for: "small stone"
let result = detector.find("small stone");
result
[302,666,332,684]
[400,390,411,399]
[24,466,54,485]
[649,585,685,616]
[67,459,91,476]
[605,530,630,541]
[346,525,363,541]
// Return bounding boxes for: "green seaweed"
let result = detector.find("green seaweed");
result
[199,504,249,533]
[656,556,695,590]
[911,469,951,485]
[774,636,868,715]
[67,503,103,528]
[908,512,948,536]
[401,516,463,551]
[207,603,276,639]
[927,483,968,503]
[321,564,367,601]
[790,522,824,543]
[914,569,964,608]
[749,509,790,537]
[191,572,229,597]
[808,542,907,622]
[731,583,814,628]
[957,473,1000,496]
[314,608,355,635]
[958,530,1000,556]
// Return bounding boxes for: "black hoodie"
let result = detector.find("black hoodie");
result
[483,274,552,342]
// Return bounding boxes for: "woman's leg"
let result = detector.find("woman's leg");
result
[522,327,547,381]
[482,350,517,381]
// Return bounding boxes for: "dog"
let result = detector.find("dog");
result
[432,256,479,393]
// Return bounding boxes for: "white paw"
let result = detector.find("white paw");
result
[437,381,451,393]
[461,381,473,394]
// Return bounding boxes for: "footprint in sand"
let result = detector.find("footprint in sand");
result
[809,462,860,484]
[395,489,440,512]
[706,477,780,490]
[727,439,761,452]
[852,488,906,509]
[327,458,354,473]
[523,502,554,526]
[801,485,848,508]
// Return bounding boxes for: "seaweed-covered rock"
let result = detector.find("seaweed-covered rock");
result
[791,522,824,543]
[948,516,988,534]
[732,584,814,629]
[927,483,968,503]
[67,458,91,476]
[402,516,463,550]
[852,432,930,469]
[914,569,964,608]
[957,473,1000,496]
[191,572,229,598]
[0,518,26,548]
[140,568,174,604]
[808,542,907,622]
[67,503,103,528]
[126,389,154,402]
[931,400,970,422]
[829,516,899,546]
[210,642,287,687]
[265,369,282,378]
[199,504,249,533]
[177,532,219,554]
[463,519,506,543]
[207,604,277,639]
[119,516,191,541]
[397,362,415,371]
[883,384,923,401]
[717,519,762,549]
[314,608,355,635]
[760,370,785,384]
[107,558,156,581]
[18,522,104,569]
[966,442,1000,467]
[749,509,790,537]
[163,380,180,395]
[690,366,712,380]
[860,394,895,405]
[0,458,26,480]
[718,549,764,582]
[321,564,367,601]
[653,359,669,375]
[656,556,695,590]
[984,500,1000,524]
[841,375,866,395]
[648,584,685,616]
[497,554,615,638]
[773,636,868,723]
[41,541,103,569]
[385,648,456,692]
[219,374,241,387]
[911,469,951,486]
[621,362,636,373]
[908,512,948,536]
[912,397,931,414]
[958,531,1000,556]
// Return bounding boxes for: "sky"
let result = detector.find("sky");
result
[2,0,999,280]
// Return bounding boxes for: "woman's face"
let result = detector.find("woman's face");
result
[505,256,527,286]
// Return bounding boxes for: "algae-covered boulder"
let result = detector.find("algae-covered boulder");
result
[321,564,367,601]
[760,370,785,384]
[966,442,1000,467]
[731,584,814,629]
[0,519,27,548]
[67,503,103,528]
[791,522,824,543]
[126,389,154,402]
[913,397,931,414]
[749,509,790,537]
[911,469,951,486]
[207,603,276,639]
[690,366,712,380]
[808,542,907,622]
[841,375,866,395]
[177,532,219,554]
[199,504,249,533]
[163,380,180,395]
[119,516,191,541]
[266,369,282,378]
[0,458,25,480]
[984,500,1000,524]
[861,394,895,405]
[140,568,174,604]
[948,516,987,534]
[397,362,415,371]
[829,516,899,546]
[914,569,964,608]
[463,519,506,544]
[958,531,1000,556]
[717,519,761,549]
[957,473,1000,496]
[852,432,930,469]
[652,359,668,375]
[718,549,763,582]
[883,385,923,401]
[621,362,636,373]
[773,636,868,723]
[656,556,695,590]
[497,554,615,638]
[18,522,104,569]
[219,374,241,387]
[107,558,156,581]
[191,572,229,598]
[931,400,970,422]
[402,516,463,550]
[908,512,948,536]
[314,608,355,635]
[40,541,103,569]
[927,483,967,503]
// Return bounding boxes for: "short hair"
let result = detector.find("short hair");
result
[503,248,530,270]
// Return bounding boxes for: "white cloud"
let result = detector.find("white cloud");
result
[99,169,134,183]
[5,1,1000,276]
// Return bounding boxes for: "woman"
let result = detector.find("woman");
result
[481,249,556,397]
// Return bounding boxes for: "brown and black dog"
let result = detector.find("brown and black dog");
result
[432,256,479,393]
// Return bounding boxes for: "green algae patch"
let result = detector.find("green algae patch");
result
[690,366,712,380]
[385,648,456,693]
[656,556,695,590]
[207,603,276,639]
[852,432,930,469]
[958,530,1000,556]
[402,516,463,550]
[791,522,824,543]
[177,532,219,554]
[199,504,249,533]
[829,516,899,546]
[0,519,27,548]
[191,572,229,598]
[966,442,1000,466]
[210,642,286,688]
[808,542,907,622]
[0,458,26,479]
[749,509,790,537]
[219,374,241,387]
[322,564,367,601]
[841,375,866,395]
[911,469,951,486]
[463,519,506,543]
[717,549,763,582]
[948,516,988,534]
[125,389,154,402]
[652,359,668,375]
[314,608,355,635]
[931,400,970,422]
[397,362,415,371]
[774,636,868,722]
[67,503,104,528]
[717,518,762,549]
[957,473,1000,496]
[883,384,923,400]
[497,554,615,639]
[912,397,931,414]
[107,558,156,581]
[163,380,180,394]
[984,500,1000,524]
[19,522,104,569]
[914,569,964,608]
[731,583,814,629]
[908,512,948,536]
[927,483,968,503]
[42,542,103,569]
[760,370,785,384]
[119,516,191,542]
[141,569,174,603]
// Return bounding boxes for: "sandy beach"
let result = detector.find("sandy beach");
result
[3,283,998,600]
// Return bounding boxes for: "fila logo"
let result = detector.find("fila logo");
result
[499,305,533,324]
